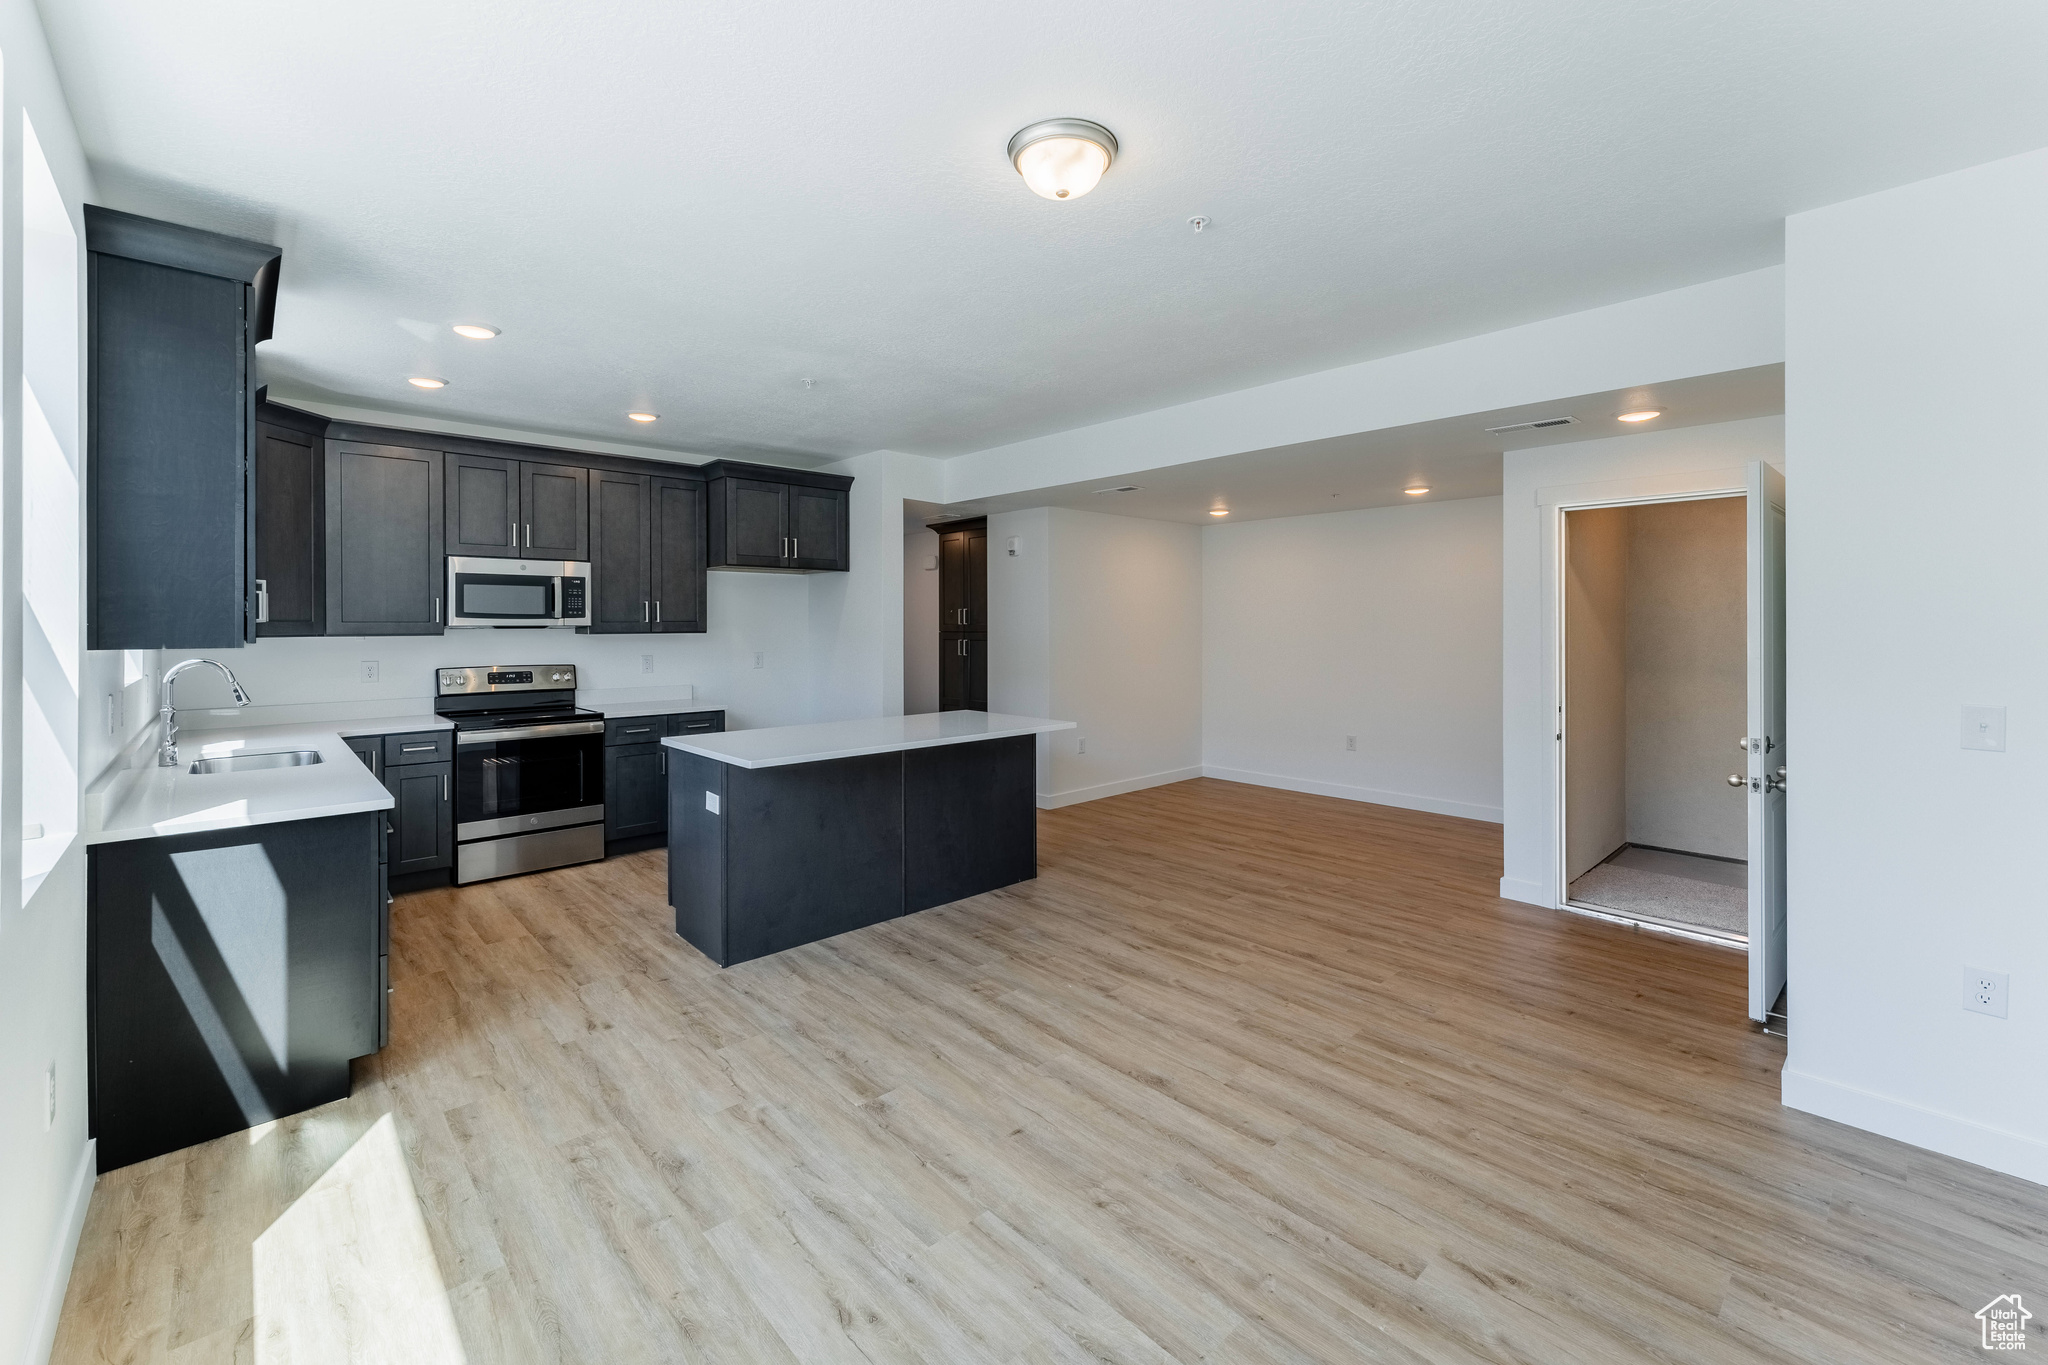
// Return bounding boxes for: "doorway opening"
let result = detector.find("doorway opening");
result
[1562,495,1749,943]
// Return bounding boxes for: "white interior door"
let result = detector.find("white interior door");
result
[1746,461,1787,1021]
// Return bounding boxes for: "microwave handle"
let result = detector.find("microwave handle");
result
[553,575,564,618]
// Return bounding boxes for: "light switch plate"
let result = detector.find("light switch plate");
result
[1961,705,2007,751]
[705,791,721,814]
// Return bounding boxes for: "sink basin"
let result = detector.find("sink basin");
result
[188,749,324,775]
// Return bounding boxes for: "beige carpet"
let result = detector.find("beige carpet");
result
[1569,862,1748,936]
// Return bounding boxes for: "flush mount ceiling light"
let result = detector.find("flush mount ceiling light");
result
[407,376,447,389]
[451,324,499,340]
[1208,508,1230,517]
[627,411,659,423]
[1405,486,1430,495]
[1008,118,1118,201]
[1618,409,1662,422]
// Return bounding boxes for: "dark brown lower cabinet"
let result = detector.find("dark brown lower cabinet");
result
[88,813,380,1170]
[606,743,667,839]
[939,633,987,711]
[384,759,453,875]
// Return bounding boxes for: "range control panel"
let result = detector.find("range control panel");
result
[436,664,579,695]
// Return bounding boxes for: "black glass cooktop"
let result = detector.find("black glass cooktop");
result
[446,705,603,733]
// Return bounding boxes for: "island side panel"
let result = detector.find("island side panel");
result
[88,812,379,1171]
[903,734,1039,913]
[668,748,729,965]
[723,751,905,965]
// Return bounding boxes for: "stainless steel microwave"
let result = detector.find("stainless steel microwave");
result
[446,556,591,628]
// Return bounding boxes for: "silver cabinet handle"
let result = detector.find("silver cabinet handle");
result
[792,537,798,560]
[655,600,662,624]
[434,596,441,623]
[643,601,650,623]
[660,750,666,775]
[524,523,531,548]
[442,773,449,802]
[623,725,655,735]
[401,743,436,753]
[254,578,269,625]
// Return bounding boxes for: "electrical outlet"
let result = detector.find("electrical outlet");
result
[359,660,380,683]
[1345,735,1357,752]
[753,651,765,669]
[1964,967,2009,1018]
[44,1063,56,1130]
[641,654,655,674]
[1076,736,1087,755]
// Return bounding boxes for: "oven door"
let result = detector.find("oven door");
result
[448,569,558,626]
[454,726,604,840]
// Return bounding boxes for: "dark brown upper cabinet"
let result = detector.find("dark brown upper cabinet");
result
[253,400,326,636]
[446,453,588,561]
[702,461,852,572]
[86,206,280,649]
[587,469,651,632]
[585,469,707,633]
[326,442,445,634]
[651,476,707,632]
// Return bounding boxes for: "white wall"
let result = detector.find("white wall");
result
[807,449,943,722]
[1564,505,1628,875]
[1781,146,2048,1184]
[0,1,110,1360]
[1499,415,1786,907]
[902,528,939,714]
[165,571,817,730]
[1202,498,1504,823]
[988,508,1202,807]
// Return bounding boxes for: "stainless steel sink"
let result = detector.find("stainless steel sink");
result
[187,749,324,775]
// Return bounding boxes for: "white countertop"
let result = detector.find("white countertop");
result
[84,721,396,846]
[663,711,1073,769]
[335,714,451,736]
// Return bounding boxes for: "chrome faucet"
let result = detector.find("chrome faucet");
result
[159,659,253,767]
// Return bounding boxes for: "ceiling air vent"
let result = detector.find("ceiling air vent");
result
[1093,485,1140,494]
[1484,416,1578,435]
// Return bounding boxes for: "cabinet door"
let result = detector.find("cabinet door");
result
[652,477,707,632]
[605,741,668,840]
[939,531,967,627]
[940,634,969,711]
[255,424,322,636]
[345,736,381,780]
[965,634,987,710]
[964,524,987,631]
[520,461,589,560]
[788,486,848,570]
[87,254,250,650]
[328,443,445,634]
[446,453,518,557]
[588,470,650,633]
[384,760,453,874]
[725,478,788,566]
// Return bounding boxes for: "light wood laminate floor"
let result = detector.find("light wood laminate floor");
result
[52,778,2046,1363]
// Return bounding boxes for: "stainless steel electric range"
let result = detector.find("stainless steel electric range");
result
[434,664,605,884]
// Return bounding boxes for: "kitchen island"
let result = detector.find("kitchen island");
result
[663,711,1074,966]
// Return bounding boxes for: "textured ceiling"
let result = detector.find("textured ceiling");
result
[41,0,2048,463]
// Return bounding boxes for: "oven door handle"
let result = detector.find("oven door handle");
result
[456,720,606,744]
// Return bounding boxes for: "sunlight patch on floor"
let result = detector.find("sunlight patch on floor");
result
[253,1112,467,1364]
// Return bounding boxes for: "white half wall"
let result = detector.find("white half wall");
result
[902,527,940,714]
[1500,415,1786,907]
[1202,497,1504,823]
[1782,146,2048,1184]
[988,508,1202,806]
[945,266,1783,504]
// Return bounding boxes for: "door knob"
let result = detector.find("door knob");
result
[1727,774,1747,788]
[1767,768,1787,793]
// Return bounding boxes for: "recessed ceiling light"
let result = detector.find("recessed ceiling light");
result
[1405,486,1430,495]
[407,376,447,389]
[1008,118,1118,201]
[627,412,659,423]
[1618,409,1661,422]
[451,324,499,340]
[1209,508,1230,517]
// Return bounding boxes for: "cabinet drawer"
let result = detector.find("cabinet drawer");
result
[383,730,452,766]
[605,715,668,747]
[668,710,726,736]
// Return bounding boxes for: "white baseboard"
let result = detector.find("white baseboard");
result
[23,1138,95,1365]
[1497,875,1553,907]
[1200,766,1503,825]
[1782,1068,2048,1188]
[1037,766,1203,810]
